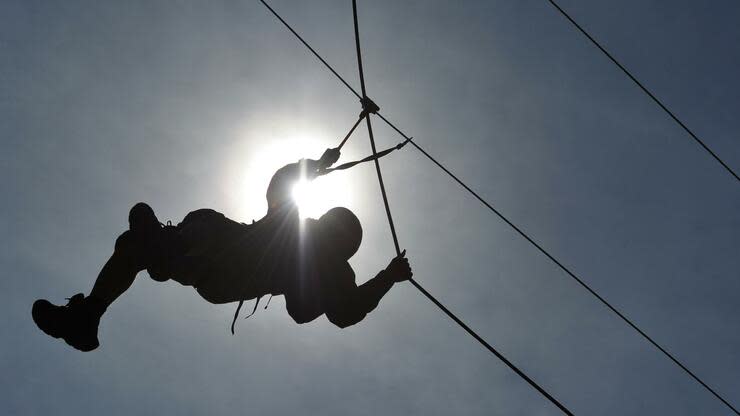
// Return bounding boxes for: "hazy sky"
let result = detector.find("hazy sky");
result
[2,1,739,414]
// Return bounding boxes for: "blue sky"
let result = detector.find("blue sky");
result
[2,0,739,414]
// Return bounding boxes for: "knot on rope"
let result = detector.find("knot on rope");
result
[360,96,380,116]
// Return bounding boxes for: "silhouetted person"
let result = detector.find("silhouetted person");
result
[32,148,412,351]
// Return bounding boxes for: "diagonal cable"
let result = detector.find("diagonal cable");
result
[351,1,573,414]
[257,1,740,414]
[258,0,362,99]
[546,0,739,183]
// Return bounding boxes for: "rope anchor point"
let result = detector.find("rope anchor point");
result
[360,96,380,116]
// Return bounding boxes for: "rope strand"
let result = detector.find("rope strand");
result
[337,112,366,150]
[351,1,573,414]
[258,0,361,99]
[257,1,738,413]
[351,0,401,255]
[546,0,739,184]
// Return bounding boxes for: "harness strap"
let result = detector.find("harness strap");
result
[230,295,264,335]
[231,300,244,334]
[320,137,411,175]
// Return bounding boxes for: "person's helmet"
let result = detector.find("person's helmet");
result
[317,207,363,260]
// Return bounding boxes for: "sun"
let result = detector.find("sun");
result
[292,179,316,218]
[292,174,349,219]
[225,132,355,221]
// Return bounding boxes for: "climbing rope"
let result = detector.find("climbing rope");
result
[349,1,574,414]
[257,0,739,414]
[336,97,379,150]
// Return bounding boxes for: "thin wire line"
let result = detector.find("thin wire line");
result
[545,3,740,411]
[407,277,574,415]
[546,0,739,183]
[377,113,740,416]
[258,0,362,100]
[257,1,739,413]
[352,1,573,414]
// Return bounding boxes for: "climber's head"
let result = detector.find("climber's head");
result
[316,207,363,260]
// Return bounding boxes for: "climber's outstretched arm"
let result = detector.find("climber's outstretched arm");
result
[265,148,341,212]
[323,251,412,328]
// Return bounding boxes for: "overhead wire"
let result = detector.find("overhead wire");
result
[350,1,573,413]
[545,2,740,411]
[546,0,740,183]
[256,0,739,414]
[258,0,362,100]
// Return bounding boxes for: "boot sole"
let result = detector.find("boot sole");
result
[32,299,62,339]
[32,299,100,352]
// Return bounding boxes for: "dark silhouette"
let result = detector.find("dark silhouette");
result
[32,148,412,351]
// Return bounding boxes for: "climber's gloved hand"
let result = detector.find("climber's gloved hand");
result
[319,147,341,169]
[385,249,412,283]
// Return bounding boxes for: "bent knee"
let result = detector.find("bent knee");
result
[111,230,149,272]
[114,230,137,253]
[129,202,154,218]
[128,202,159,231]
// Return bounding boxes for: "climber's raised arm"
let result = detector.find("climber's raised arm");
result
[265,148,340,213]
[321,250,412,328]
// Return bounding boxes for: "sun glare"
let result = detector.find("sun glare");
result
[292,173,353,219]
[227,132,354,221]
